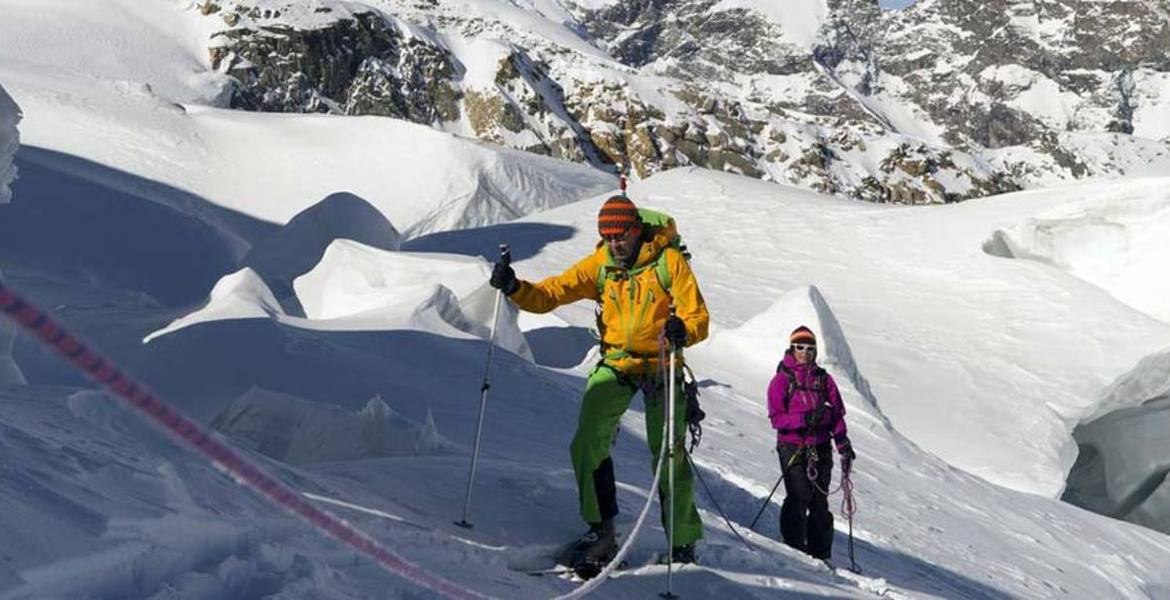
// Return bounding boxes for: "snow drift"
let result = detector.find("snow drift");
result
[146,242,533,362]
[985,191,1170,323]
[241,191,402,309]
[293,240,531,360]
[144,268,285,343]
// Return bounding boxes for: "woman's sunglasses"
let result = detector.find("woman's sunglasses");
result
[792,344,817,352]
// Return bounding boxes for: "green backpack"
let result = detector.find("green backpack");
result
[595,207,691,298]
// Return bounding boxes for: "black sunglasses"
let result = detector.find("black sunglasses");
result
[792,343,816,352]
[602,229,636,242]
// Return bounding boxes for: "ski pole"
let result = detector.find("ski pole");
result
[661,305,679,600]
[456,244,510,528]
[748,473,784,531]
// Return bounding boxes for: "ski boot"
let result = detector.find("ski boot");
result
[569,519,617,580]
[671,543,697,565]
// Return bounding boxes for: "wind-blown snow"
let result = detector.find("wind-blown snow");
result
[146,240,533,360]
[241,190,402,306]
[296,240,528,354]
[0,83,18,204]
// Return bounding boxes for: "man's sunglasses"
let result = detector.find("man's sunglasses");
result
[792,344,817,352]
[602,229,636,242]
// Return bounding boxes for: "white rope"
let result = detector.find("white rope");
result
[550,404,671,600]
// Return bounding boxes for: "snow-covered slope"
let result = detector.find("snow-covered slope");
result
[7,143,1170,599]
[508,169,1170,497]
[0,1,614,239]
[3,1,1170,599]
[5,165,1170,598]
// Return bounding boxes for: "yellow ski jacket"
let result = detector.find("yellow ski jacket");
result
[509,224,709,375]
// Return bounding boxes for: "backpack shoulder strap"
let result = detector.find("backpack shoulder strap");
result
[777,362,797,412]
[597,245,675,297]
[654,247,673,294]
[807,367,831,429]
[595,245,619,298]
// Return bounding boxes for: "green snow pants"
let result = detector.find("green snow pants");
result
[569,363,703,548]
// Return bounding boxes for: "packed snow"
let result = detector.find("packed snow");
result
[2,1,1170,599]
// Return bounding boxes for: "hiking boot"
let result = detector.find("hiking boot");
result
[569,519,617,570]
[671,543,697,564]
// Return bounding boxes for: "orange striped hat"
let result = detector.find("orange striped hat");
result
[790,326,816,345]
[598,195,641,237]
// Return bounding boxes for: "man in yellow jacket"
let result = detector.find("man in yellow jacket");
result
[489,195,710,571]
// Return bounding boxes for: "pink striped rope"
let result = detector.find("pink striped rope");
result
[0,282,492,600]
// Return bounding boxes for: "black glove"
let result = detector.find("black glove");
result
[489,261,520,295]
[838,440,857,472]
[664,315,687,347]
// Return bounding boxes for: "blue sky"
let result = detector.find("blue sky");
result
[880,0,918,8]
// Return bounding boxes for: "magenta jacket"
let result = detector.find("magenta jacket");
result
[767,351,849,451]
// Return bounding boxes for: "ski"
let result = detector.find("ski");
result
[520,560,629,579]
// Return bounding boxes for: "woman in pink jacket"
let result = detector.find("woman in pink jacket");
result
[766,326,855,560]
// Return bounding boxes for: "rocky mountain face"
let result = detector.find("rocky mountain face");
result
[203,2,459,121]
[865,0,1170,179]
[193,0,1170,204]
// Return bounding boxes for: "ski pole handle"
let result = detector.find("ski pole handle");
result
[498,243,511,267]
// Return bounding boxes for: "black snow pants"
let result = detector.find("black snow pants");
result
[777,441,834,559]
